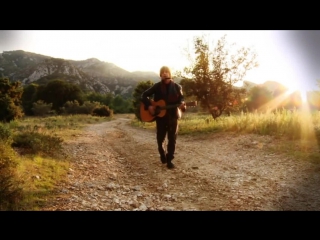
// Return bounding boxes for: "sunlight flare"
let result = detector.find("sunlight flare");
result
[299,101,317,150]
[258,85,317,143]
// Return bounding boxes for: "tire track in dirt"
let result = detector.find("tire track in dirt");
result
[43,114,320,211]
[102,116,320,210]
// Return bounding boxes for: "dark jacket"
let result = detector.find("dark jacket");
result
[141,80,184,119]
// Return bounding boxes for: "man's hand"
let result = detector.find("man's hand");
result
[179,102,186,112]
[148,105,155,116]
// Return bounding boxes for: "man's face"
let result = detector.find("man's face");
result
[160,70,171,83]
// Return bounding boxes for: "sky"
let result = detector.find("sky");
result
[1,30,319,93]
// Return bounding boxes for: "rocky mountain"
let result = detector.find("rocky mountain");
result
[0,50,159,96]
[0,50,288,98]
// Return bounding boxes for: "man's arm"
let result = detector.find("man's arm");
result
[176,83,186,110]
[141,84,157,110]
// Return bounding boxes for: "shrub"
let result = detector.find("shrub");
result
[0,142,23,210]
[32,100,53,116]
[0,124,12,144]
[92,105,113,117]
[0,78,24,122]
[12,132,64,158]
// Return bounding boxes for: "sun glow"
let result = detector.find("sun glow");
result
[256,83,308,114]
[257,83,317,144]
[285,85,308,103]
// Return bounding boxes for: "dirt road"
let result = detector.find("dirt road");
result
[42,114,320,211]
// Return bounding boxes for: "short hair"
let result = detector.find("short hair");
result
[159,66,171,78]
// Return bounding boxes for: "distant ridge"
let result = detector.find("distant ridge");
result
[0,50,160,96]
[0,50,293,97]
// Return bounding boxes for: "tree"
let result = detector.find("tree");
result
[0,77,24,122]
[132,80,154,121]
[111,95,131,113]
[21,83,40,116]
[179,78,194,98]
[37,79,84,113]
[31,100,53,116]
[177,34,258,119]
[85,92,114,106]
[244,86,274,112]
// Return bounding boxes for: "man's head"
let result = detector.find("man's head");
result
[160,66,171,79]
[159,66,172,84]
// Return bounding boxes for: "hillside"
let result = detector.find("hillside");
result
[0,50,288,96]
[0,50,159,96]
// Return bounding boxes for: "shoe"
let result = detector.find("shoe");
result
[167,161,175,169]
[166,154,175,169]
[160,156,167,164]
[165,154,174,161]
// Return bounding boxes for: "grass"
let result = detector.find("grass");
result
[131,109,320,163]
[0,114,112,210]
[15,155,70,210]
[2,109,320,210]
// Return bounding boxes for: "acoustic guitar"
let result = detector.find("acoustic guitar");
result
[140,99,197,122]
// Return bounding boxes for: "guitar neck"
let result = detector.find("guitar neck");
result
[160,104,180,110]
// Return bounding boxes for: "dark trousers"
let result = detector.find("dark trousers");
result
[155,116,178,161]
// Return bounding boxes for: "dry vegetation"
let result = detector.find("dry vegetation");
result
[39,113,320,211]
[1,111,320,211]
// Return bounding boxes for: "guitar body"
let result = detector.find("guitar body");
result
[140,99,167,122]
[140,100,197,122]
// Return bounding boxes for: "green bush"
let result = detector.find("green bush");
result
[92,105,113,117]
[62,100,80,114]
[80,101,101,114]
[32,100,53,116]
[12,132,64,158]
[0,124,12,143]
[62,100,101,115]
[0,78,24,122]
[0,142,23,210]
